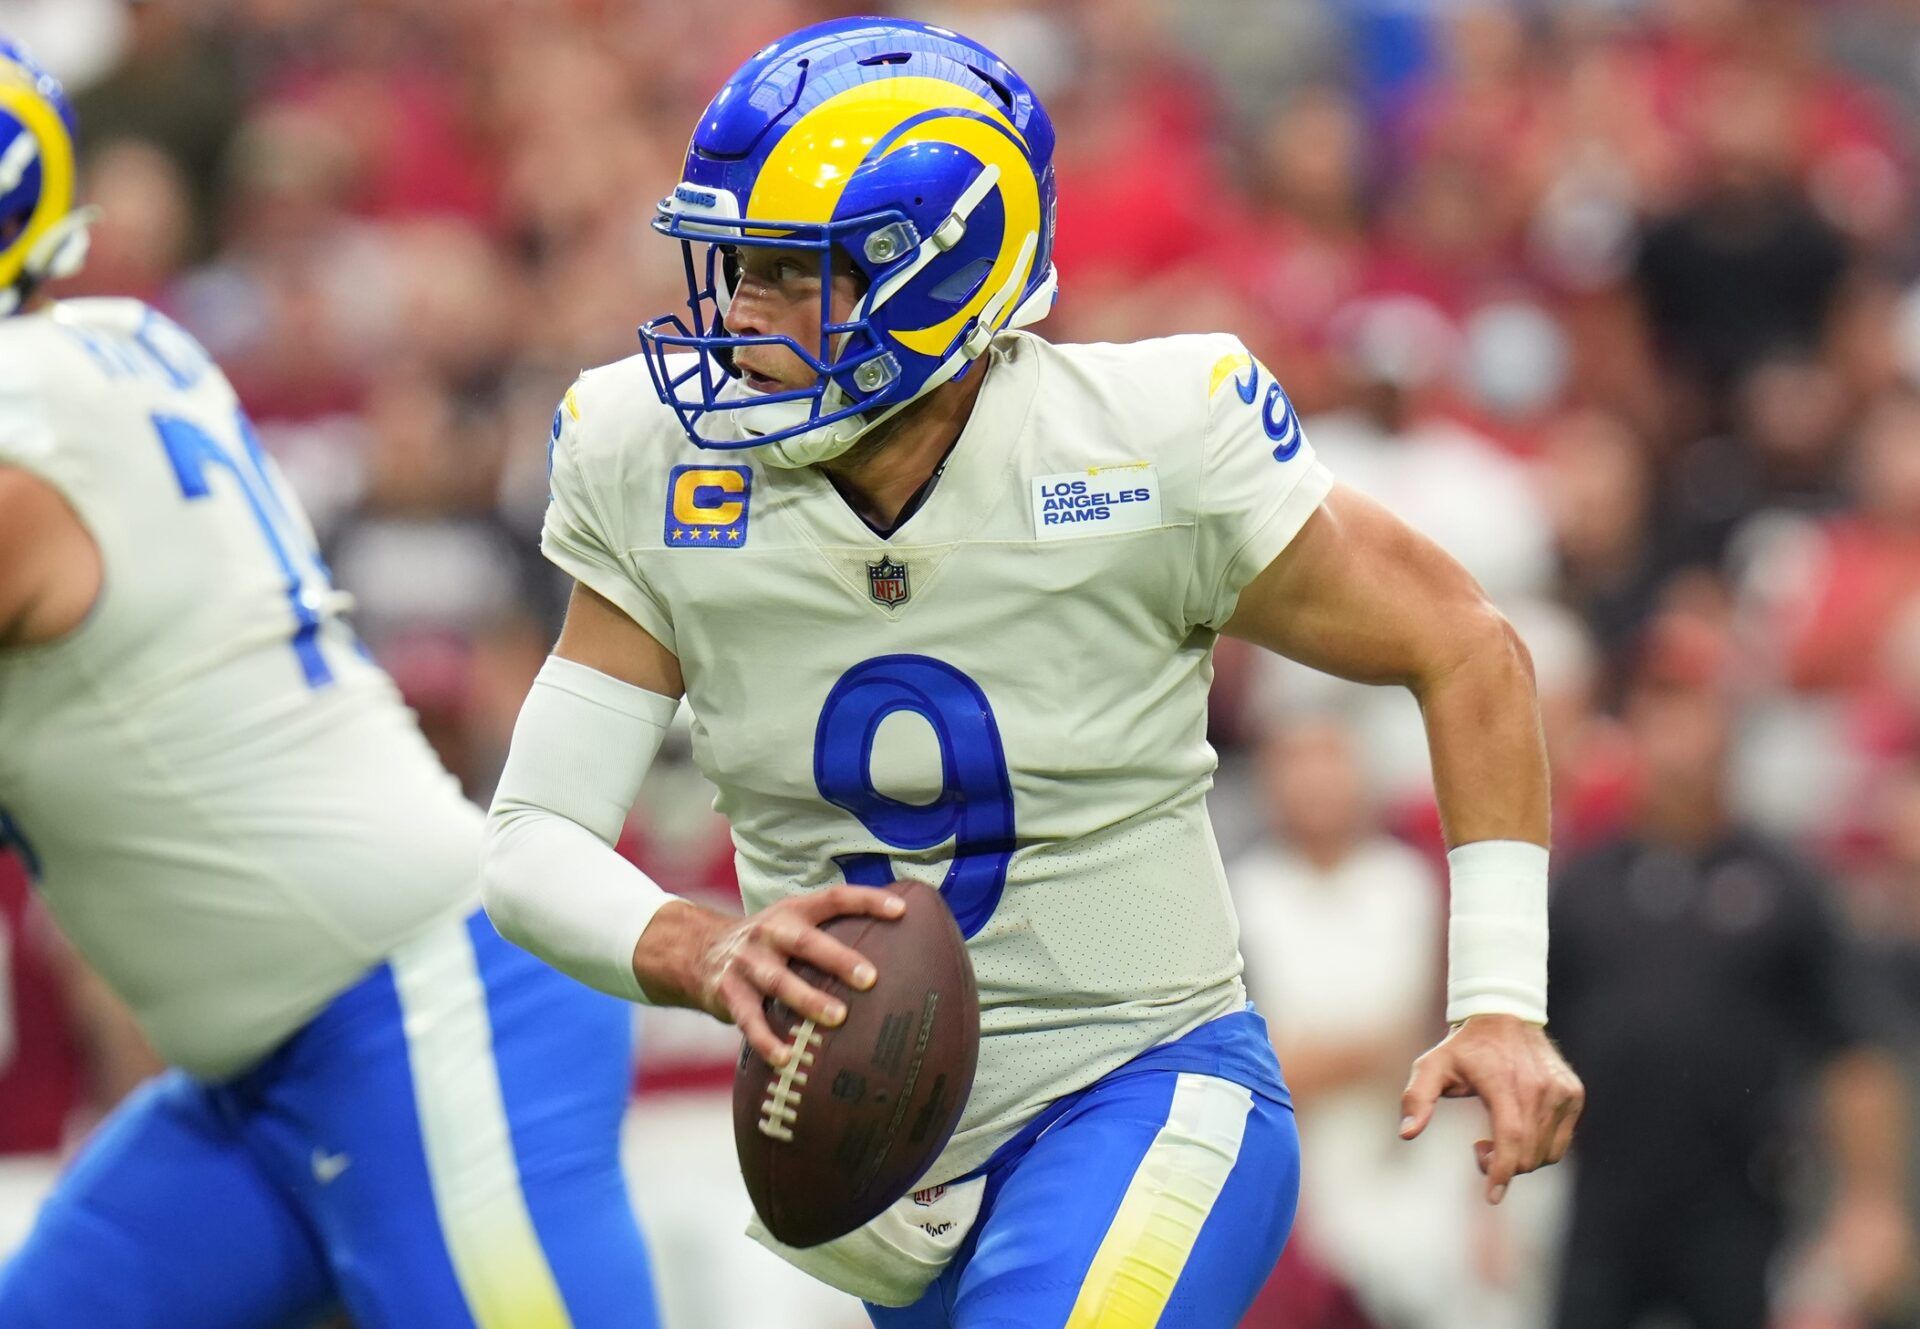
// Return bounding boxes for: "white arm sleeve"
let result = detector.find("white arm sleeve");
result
[483,655,682,1002]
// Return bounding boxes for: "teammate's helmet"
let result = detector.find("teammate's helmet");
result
[0,38,89,318]
[638,18,1059,468]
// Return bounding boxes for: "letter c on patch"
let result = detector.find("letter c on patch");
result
[673,468,747,524]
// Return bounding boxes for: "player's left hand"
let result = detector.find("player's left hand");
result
[1398,1014,1583,1205]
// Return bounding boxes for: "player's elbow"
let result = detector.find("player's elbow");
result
[478,803,541,953]
[1418,592,1536,701]
[1477,602,1536,689]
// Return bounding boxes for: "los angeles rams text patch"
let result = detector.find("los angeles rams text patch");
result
[1031,465,1162,540]
[665,464,751,547]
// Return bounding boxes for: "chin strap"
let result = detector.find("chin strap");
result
[0,205,99,317]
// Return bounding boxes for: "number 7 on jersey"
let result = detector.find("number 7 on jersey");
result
[152,407,337,689]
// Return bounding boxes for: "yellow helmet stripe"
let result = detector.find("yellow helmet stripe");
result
[0,79,74,291]
[883,114,1038,358]
[745,76,1020,228]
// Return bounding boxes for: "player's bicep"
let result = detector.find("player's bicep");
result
[554,580,685,699]
[0,466,98,648]
[1222,482,1502,687]
[0,470,42,642]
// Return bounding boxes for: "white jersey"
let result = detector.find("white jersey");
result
[547,329,1332,1182]
[0,300,481,1079]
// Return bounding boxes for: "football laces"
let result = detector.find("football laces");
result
[758,1018,823,1143]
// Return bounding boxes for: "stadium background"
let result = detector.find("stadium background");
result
[6,0,1920,1325]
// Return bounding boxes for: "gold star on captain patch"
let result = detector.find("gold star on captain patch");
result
[671,528,686,541]
[726,529,742,541]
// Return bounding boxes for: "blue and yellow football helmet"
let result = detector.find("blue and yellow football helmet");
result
[638,17,1059,467]
[0,38,89,319]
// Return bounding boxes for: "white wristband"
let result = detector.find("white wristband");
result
[482,656,681,1003]
[1445,840,1549,1026]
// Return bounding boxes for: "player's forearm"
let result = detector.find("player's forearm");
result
[625,897,737,1008]
[1411,604,1549,851]
[483,803,671,1001]
[480,655,681,1002]
[1412,606,1553,1025]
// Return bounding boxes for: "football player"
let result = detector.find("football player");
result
[484,17,1584,1327]
[0,40,658,1329]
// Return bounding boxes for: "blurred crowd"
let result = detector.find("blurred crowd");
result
[10,0,1920,1325]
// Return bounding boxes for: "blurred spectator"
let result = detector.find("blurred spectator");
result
[0,854,82,1161]
[1307,297,1554,609]
[319,367,558,791]
[322,369,551,632]
[70,3,241,258]
[1241,1242,1381,1329]
[1223,85,1377,413]
[65,140,196,307]
[0,0,124,92]
[1512,601,1636,858]
[1550,613,1913,1329]
[1634,62,1852,440]
[1768,387,1920,696]
[1662,352,1854,576]
[1542,408,1668,667]
[1843,754,1920,1324]
[1044,0,1224,291]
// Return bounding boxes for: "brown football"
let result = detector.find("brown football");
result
[733,878,980,1249]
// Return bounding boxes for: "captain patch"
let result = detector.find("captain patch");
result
[1031,465,1162,540]
[665,464,751,547]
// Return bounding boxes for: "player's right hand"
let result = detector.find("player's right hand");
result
[630,889,904,1067]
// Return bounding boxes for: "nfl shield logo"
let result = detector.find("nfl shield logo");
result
[867,556,910,607]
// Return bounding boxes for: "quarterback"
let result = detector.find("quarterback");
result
[0,41,657,1329]
[484,17,1584,1327]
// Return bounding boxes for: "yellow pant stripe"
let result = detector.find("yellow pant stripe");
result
[390,918,574,1329]
[1064,1073,1254,1329]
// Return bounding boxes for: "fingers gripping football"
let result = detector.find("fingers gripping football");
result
[696,888,905,1066]
[1398,1015,1585,1204]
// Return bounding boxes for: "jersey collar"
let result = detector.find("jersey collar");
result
[760,331,1040,554]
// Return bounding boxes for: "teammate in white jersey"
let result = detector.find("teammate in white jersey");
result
[482,18,1585,1326]
[0,41,658,1328]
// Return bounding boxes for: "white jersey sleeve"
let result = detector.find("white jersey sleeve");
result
[541,372,678,652]
[1181,336,1335,631]
[0,367,48,455]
